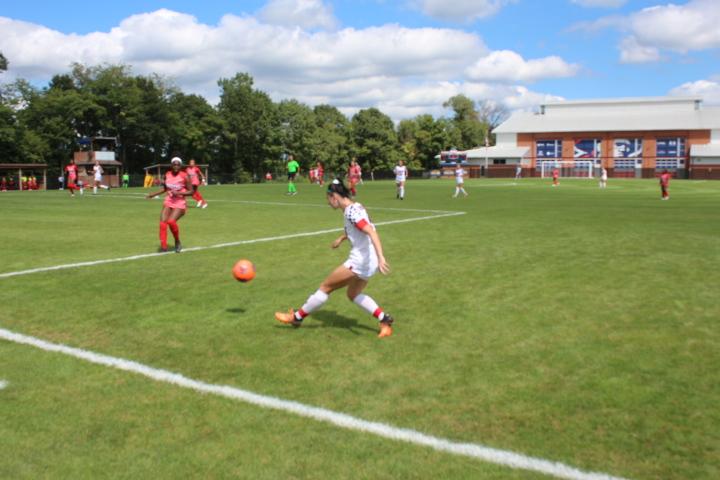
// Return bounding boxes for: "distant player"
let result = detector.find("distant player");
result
[265,172,273,181]
[660,169,671,200]
[286,155,299,195]
[599,167,608,189]
[275,179,394,338]
[316,161,324,186]
[186,159,207,208]
[145,157,193,253]
[348,158,362,196]
[64,159,84,197]
[453,162,469,198]
[515,164,522,180]
[552,167,559,187]
[393,159,408,200]
[91,160,110,194]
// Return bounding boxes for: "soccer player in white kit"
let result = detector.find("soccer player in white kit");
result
[599,167,608,189]
[91,160,110,194]
[453,162,469,197]
[275,179,395,338]
[393,159,408,200]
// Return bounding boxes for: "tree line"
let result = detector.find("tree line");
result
[0,60,507,179]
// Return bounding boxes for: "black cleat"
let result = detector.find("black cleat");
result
[158,246,168,253]
[174,241,182,253]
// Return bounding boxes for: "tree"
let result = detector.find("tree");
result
[166,92,223,167]
[443,94,485,149]
[275,99,317,172]
[217,73,275,180]
[0,53,7,72]
[350,108,401,173]
[312,104,350,175]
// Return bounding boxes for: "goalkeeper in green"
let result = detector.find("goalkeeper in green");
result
[286,155,300,195]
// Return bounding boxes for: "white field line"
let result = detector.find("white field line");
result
[0,327,627,480]
[0,211,465,280]
[0,380,7,389]
[97,193,461,214]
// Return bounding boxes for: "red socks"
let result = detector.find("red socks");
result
[167,219,180,242]
[159,221,168,249]
[193,191,204,202]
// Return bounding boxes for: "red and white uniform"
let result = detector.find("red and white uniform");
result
[343,202,378,280]
[164,170,189,210]
[349,164,362,182]
[186,165,201,186]
[394,165,408,183]
[92,164,103,182]
[65,164,78,182]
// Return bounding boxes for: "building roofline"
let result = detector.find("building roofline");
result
[542,96,702,108]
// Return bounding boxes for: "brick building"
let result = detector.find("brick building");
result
[471,97,720,179]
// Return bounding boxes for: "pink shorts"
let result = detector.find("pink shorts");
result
[164,193,187,210]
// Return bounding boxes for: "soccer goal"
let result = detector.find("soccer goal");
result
[540,161,594,179]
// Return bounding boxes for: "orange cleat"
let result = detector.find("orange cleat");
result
[275,309,302,327]
[378,315,394,338]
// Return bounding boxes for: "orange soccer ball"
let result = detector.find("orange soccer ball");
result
[232,259,256,283]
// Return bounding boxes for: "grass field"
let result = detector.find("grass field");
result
[1,178,719,479]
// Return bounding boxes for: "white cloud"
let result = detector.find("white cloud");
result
[670,77,720,105]
[571,0,720,63]
[0,8,570,120]
[465,50,580,83]
[258,0,337,30]
[619,36,661,64]
[570,0,626,7]
[411,0,511,22]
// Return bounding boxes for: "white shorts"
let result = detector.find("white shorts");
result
[343,252,378,280]
[94,175,102,182]
[395,177,406,183]
[455,178,464,184]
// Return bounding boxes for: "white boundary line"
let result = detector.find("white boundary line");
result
[0,327,627,480]
[0,211,465,280]
[0,380,7,390]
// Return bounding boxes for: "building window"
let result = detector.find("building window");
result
[493,159,506,165]
[574,139,602,160]
[656,137,686,170]
[614,138,642,171]
[536,140,562,159]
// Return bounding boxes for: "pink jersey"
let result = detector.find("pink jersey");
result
[660,172,671,187]
[349,164,361,179]
[186,166,201,186]
[65,164,78,179]
[164,170,189,210]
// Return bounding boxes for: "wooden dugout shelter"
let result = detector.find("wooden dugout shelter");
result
[0,163,48,190]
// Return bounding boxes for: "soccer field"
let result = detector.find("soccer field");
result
[1,178,718,479]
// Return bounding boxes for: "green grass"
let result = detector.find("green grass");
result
[1,178,719,479]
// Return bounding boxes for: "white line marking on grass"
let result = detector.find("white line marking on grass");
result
[99,193,461,214]
[0,327,627,480]
[0,380,7,389]
[0,211,465,280]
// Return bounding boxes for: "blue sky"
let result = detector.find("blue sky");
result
[1,0,719,119]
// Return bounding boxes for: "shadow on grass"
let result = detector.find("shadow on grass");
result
[226,307,246,314]
[274,310,377,336]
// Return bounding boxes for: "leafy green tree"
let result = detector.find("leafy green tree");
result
[312,104,350,176]
[217,73,275,180]
[274,99,317,172]
[350,107,401,173]
[166,92,223,167]
[443,94,485,149]
[0,52,7,72]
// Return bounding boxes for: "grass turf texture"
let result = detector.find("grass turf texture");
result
[1,178,719,479]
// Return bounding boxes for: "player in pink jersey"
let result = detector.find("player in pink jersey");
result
[348,158,362,196]
[275,179,394,338]
[64,160,84,197]
[659,169,671,200]
[186,159,207,208]
[552,167,559,187]
[145,157,193,252]
[316,161,324,186]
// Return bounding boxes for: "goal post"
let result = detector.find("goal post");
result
[540,161,594,179]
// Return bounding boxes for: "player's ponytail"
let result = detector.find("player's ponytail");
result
[327,178,351,198]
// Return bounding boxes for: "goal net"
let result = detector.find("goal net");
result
[540,161,594,179]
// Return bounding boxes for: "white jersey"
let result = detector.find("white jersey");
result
[343,202,378,279]
[455,168,465,183]
[393,165,408,182]
[601,169,608,181]
[93,164,103,181]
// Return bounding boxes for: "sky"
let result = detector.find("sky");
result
[1,0,719,120]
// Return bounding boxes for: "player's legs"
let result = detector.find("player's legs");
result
[398,180,405,199]
[158,206,172,251]
[166,208,185,252]
[276,265,355,325]
[347,276,393,337]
